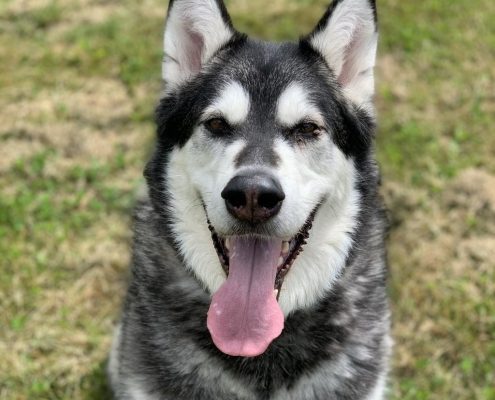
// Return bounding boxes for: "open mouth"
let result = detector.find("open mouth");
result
[207,209,317,299]
[205,207,318,358]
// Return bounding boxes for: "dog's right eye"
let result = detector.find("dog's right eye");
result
[204,118,232,136]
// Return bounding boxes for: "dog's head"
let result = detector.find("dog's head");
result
[146,0,378,357]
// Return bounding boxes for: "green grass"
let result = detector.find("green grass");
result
[1,0,494,399]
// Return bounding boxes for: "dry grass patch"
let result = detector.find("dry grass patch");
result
[385,168,495,398]
[1,0,494,398]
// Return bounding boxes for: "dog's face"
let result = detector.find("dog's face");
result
[146,0,378,357]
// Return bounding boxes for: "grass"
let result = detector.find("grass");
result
[0,0,494,399]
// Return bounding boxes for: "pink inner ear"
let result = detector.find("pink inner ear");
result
[338,26,363,87]
[184,27,204,74]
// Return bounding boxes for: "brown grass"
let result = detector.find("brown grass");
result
[1,0,494,398]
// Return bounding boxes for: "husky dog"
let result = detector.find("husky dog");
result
[109,0,391,398]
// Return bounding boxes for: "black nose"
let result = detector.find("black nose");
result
[221,173,285,224]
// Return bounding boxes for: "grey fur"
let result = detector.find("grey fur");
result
[110,191,391,399]
[109,0,391,399]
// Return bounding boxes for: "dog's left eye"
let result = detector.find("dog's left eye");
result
[204,118,232,136]
[292,122,320,137]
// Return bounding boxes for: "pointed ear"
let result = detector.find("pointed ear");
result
[305,0,378,109]
[162,0,237,88]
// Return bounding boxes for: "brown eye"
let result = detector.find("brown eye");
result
[204,118,231,136]
[292,122,320,137]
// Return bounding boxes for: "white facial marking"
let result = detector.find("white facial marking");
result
[167,137,246,294]
[273,138,360,314]
[167,100,360,316]
[203,81,251,125]
[276,83,324,127]
[166,76,361,317]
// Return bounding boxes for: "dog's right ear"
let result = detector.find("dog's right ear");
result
[304,0,378,109]
[162,0,237,88]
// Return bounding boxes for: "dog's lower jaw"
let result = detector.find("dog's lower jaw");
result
[206,205,319,299]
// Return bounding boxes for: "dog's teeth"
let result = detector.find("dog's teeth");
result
[278,256,284,267]
[273,289,279,297]
[282,241,289,254]
[224,237,230,250]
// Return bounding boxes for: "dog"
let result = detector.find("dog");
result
[108,0,391,398]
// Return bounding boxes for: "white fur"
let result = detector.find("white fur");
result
[125,380,160,400]
[166,80,360,315]
[276,83,325,127]
[273,354,387,399]
[273,138,360,314]
[272,354,357,399]
[309,0,377,109]
[202,81,251,124]
[162,0,234,88]
[366,373,387,400]
[167,137,247,294]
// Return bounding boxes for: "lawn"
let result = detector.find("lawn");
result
[0,0,494,399]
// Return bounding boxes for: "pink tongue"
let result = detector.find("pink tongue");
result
[207,236,284,357]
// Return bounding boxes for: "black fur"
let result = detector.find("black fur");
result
[111,1,390,399]
[149,39,375,218]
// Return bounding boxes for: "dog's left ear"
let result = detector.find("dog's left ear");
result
[162,0,237,88]
[304,0,378,109]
